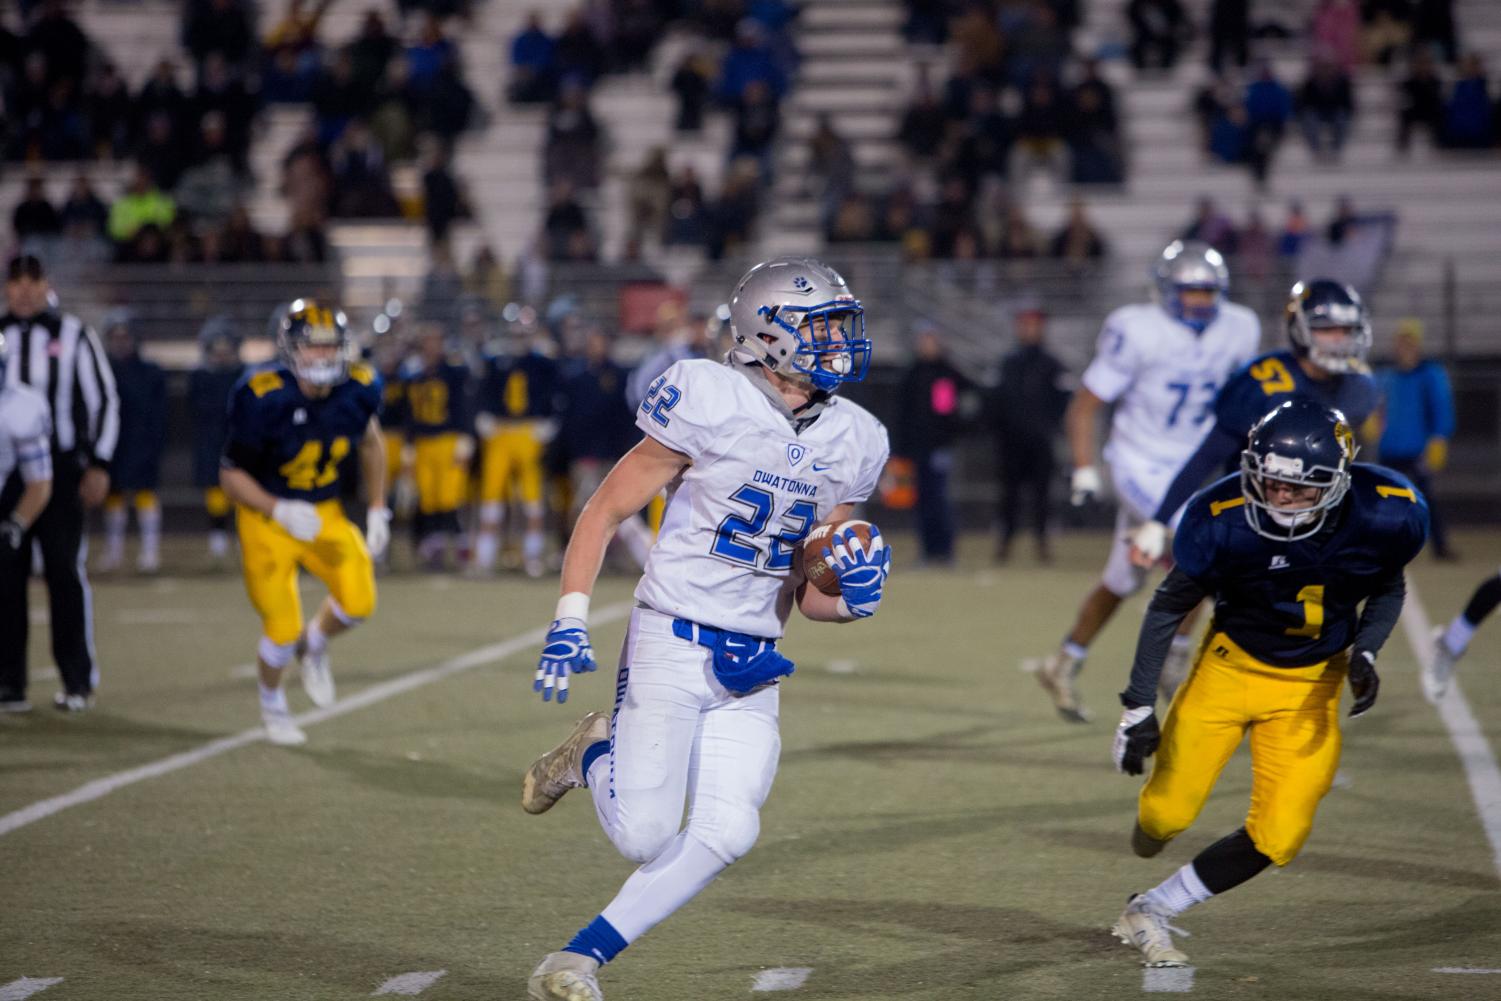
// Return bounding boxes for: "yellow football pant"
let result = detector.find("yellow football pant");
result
[1139,631,1347,866]
[236,499,376,645]
[413,433,467,515]
[105,490,160,513]
[383,431,405,491]
[480,424,544,506]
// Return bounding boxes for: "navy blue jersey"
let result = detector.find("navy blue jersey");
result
[1153,350,1381,522]
[479,352,559,420]
[402,360,470,437]
[378,369,408,430]
[189,364,243,487]
[222,363,382,502]
[557,359,634,462]
[1173,465,1428,667]
[1214,350,1380,439]
[108,355,168,491]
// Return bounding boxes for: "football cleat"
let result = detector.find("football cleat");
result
[0,691,33,713]
[1422,626,1459,705]
[1036,649,1091,723]
[53,692,95,713]
[522,711,610,815]
[262,705,308,746]
[528,951,603,1001]
[1112,894,1190,968]
[299,645,335,708]
[1158,643,1191,704]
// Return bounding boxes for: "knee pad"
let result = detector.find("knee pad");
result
[523,501,544,521]
[691,805,761,864]
[613,818,679,865]
[479,501,503,527]
[258,636,296,670]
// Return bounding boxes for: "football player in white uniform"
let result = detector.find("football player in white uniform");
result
[1031,241,1260,722]
[520,256,892,1001]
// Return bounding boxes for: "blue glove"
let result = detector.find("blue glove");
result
[534,617,596,703]
[825,525,891,619]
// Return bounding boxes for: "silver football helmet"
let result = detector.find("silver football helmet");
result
[1153,240,1229,332]
[728,256,870,392]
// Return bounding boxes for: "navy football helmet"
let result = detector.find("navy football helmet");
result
[1285,279,1371,374]
[1240,398,1358,541]
[1153,240,1229,332]
[277,298,353,387]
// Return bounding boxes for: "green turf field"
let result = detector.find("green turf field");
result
[3,530,1500,1001]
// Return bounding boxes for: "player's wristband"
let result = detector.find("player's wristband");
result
[555,591,590,624]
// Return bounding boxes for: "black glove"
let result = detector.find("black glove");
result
[1113,705,1161,776]
[0,519,23,557]
[1348,649,1380,718]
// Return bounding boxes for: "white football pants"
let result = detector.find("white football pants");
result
[1102,449,1184,598]
[587,605,781,943]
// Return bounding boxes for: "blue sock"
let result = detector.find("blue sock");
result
[580,739,610,787]
[563,915,628,965]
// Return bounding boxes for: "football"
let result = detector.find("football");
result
[800,519,875,597]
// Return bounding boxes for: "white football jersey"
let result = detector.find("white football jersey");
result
[1081,301,1260,468]
[0,383,52,483]
[634,359,890,639]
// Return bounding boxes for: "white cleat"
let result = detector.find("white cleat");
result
[1035,649,1091,723]
[521,712,610,815]
[262,706,307,746]
[528,952,603,1001]
[1112,894,1190,968]
[299,647,335,708]
[1422,626,1459,705]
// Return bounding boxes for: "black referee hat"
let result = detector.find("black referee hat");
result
[6,254,45,281]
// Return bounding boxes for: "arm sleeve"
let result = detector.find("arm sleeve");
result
[1352,571,1406,658]
[74,321,120,468]
[1121,568,1211,708]
[1152,422,1242,523]
[1078,312,1141,404]
[633,360,715,460]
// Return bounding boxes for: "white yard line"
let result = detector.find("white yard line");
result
[113,609,197,625]
[0,603,629,840]
[1401,584,1501,879]
[1142,967,1195,992]
[373,970,448,995]
[0,979,64,1001]
[1433,967,1501,974]
[752,968,813,992]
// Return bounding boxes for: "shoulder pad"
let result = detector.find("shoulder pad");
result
[248,370,285,398]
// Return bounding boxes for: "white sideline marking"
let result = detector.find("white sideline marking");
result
[1433,967,1501,974]
[228,663,259,679]
[1401,585,1501,879]
[1142,967,1195,992]
[826,659,859,674]
[752,968,812,991]
[0,978,64,1000]
[0,603,629,839]
[373,970,447,995]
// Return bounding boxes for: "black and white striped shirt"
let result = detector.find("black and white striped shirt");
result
[0,311,120,470]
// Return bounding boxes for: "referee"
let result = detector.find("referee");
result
[1,254,119,711]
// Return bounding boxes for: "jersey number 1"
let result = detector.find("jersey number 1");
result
[279,437,350,491]
[1285,584,1325,639]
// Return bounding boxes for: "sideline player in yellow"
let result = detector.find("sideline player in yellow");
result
[404,325,473,570]
[473,329,558,576]
[220,301,389,745]
[1109,400,1427,967]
